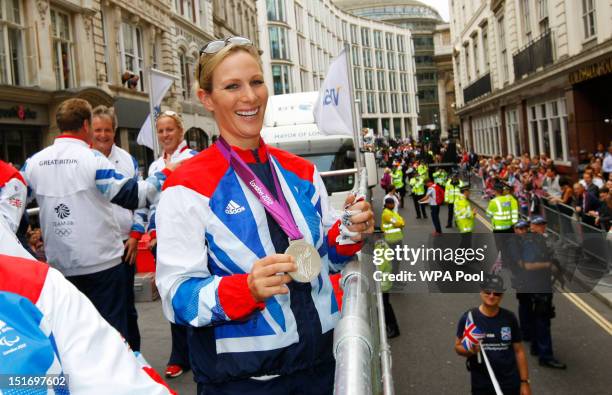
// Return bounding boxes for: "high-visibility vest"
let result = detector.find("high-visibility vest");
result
[453,195,474,233]
[392,168,404,189]
[381,208,404,243]
[374,242,393,292]
[433,169,447,185]
[417,164,428,177]
[486,195,518,230]
[409,175,425,195]
[444,179,465,204]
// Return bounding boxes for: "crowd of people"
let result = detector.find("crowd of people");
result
[0,37,374,395]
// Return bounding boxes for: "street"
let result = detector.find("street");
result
[135,184,612,394]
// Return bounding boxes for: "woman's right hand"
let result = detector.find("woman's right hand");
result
[248,254,297,302]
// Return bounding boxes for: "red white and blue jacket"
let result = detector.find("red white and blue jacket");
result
[0,253,175,395]
[155,142,361,384]
[0,160,27,233]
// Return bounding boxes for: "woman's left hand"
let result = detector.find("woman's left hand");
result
[343,194,374,241]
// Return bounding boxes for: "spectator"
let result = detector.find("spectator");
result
[27,227,46,261]
[542,167,561,199]
[572,182,600,221]
[594,142,606,160]
[602,144,612,180]
[383,185,400,213]
[580,170,600,196]
[419,180,443,235]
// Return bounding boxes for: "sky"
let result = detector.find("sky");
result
[421,0,450,22]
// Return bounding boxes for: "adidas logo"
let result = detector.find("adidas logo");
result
[225,200,245,215]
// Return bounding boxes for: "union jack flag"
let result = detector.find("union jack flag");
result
[462,311,485,352]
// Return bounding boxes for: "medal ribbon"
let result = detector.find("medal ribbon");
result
[215,137,303,241]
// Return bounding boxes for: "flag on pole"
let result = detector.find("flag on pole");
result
[461,310,485,352]
[137,69,175,150]
[313,49,354,136]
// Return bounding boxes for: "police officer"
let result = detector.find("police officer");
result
[380,197,403,338]
[409,173,428,219]
[445,172,465,229]
[392,161,405,209]
[487,181,519,269]
[519,216,566,369]
[432,167,448,186]
[454,185,474,249]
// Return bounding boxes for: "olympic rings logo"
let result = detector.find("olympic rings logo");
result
[54,228,72,237]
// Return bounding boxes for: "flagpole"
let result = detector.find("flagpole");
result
[344,43,363,172]
[147,67,160,158]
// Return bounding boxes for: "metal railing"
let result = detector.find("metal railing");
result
[463,72,492,103]
[513,29,553,79]
[331,168,394,395]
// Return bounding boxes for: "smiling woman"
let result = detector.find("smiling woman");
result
[154,37,374,395]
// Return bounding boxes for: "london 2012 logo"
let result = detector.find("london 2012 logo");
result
[54,203,71,219]
[323,87,341,106]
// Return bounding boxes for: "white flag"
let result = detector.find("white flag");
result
[137,69,175,150]
[313,49,354,136]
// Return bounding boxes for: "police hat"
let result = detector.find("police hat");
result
[530,215,547,225]
[384,197,396,205]
[514,220,529,229]
[479,274,506,293]
[502,182,511,190]
[494,181,505,191]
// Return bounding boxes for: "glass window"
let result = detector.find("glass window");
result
[402,94,410,113]
[473,38,479,76]
[387,52,395,70]
[391,93,399,113]
[350,24,358,44]
[482,25,489,72]
[377,70,386,91]
[362,48,372,67]
[266,0,286,22]
[364,69,373,90]
[269,26,290,60]
[360,27,370,47]
[522,0,531,39]
[398,54,406,71]
[351,45,360,66]
[366,92,376,113]
[178,51,192,100]
[497,16,508,83]
[295,5,303,33]
[353,68,362,89]
[0,0,25,85]
[389,72,397,91]
[120,22,144,91]
[385,33,394,51]
[272,64,292,94]
[582,0,596,39]
[51,8,76,90]
[379,93,387,113]
[375,50,384,69]
[373,30,382,49]
[0,126,41,169]
[397,35,405,52]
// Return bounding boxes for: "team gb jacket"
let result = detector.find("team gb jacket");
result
[155,143,362,384]
[0,253,175,395]
[21,136,168,276]
[0,159,27,233]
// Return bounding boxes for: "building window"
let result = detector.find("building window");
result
[366,92,376,113]
[379,93,387,113]
[297,37,307,66]
[356,91,364,113]
[387,52,395,69]
[364,69,373,90]
[375,50,384,69]
[351,45,360,66]
[497,16,508,83]
[527,98,568,161]
[398,54,406,71]
[400,73,408,92]
[350,24,358,44]
[373,30,382,48]
[362,48,372,68]
[505,109,521,156]
[272,64,292,94]
[294,5,303,33]
[300,70,309,91]
[385,33,394,50]
[0,0,25,85]
[401,94,410,113]
[268,26,289,60]
[473,38,479,77]
[464,46,470,82]
[537,0,549,32]
[353,68,362,89]
[582,0,596,40]
[522,0,532,41]
[377,70,386,90]
[266,0,286,22]
[482,25,489,72]
[178,51,192,100]
[397,35,405,52]
[391,93,399,113]
[51,9,76,90]
[360,27,370,47]
[389,72,397,91]
[120,22,144,91]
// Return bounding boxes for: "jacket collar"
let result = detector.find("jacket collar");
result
[54,134,90,148]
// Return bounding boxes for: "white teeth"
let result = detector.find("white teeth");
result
[236,108,258,116]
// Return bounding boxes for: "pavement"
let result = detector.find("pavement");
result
[135,176,612,395]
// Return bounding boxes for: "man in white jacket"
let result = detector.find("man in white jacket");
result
[21,98,171,334]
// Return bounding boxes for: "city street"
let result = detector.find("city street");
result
[136,184,612,394]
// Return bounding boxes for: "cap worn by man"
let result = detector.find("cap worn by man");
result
[480,274,506,293]
[530,216,547,225]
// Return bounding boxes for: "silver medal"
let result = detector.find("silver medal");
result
[286,239,321,283]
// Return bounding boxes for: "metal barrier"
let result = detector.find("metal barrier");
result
[331,168,394,395]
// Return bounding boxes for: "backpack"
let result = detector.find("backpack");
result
[380,172,391,190]
[434,184,445,205]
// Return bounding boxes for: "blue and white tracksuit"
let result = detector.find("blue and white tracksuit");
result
[155,143,362,385]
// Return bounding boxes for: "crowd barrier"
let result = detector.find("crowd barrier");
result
[465,171,611,285]
[332,168,394,395]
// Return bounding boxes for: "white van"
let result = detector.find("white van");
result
[261,92,376,210]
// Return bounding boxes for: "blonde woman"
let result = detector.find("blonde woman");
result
[155,37,373,394]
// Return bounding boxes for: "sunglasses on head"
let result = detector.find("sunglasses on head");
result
[200,37,253,55]
[156,110,181,120]
[483,290,503,297]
